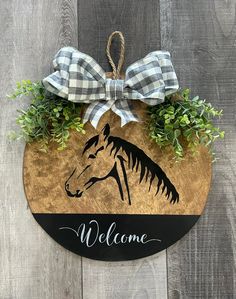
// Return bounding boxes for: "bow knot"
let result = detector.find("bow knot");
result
[105,78,124,101]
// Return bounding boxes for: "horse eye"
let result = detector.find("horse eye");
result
[88,154,96,159]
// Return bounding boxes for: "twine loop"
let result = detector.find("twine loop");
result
[106,31,125,79]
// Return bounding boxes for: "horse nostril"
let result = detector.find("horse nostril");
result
[65,184,83,198]
[76,190,83,198]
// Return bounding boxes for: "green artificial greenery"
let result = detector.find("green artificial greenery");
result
[8,81,224,159]
[148,89,224,160]
[8,80,85,152]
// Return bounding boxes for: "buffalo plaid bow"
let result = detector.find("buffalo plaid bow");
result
[43,47,179,128]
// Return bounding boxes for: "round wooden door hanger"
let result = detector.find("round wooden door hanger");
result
[23,104,212,261]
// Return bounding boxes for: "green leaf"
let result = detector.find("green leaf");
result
[7,80,85,150]
[148,88,224,161]
[174,129,181,137]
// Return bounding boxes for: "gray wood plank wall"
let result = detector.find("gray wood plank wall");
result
[0,0,235,298]
[160,1,236,297]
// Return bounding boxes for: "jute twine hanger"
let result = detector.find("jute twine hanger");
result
[106,31,125,79]
[106,31,183,102]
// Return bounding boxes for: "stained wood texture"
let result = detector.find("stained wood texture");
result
[160,0,236,298]
[0,1,82,299]
[24,103,211,215]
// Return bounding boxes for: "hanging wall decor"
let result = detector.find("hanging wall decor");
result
[10,32,224,261]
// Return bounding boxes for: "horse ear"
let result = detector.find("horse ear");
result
[82,135,99,155]
[101,123,110,140]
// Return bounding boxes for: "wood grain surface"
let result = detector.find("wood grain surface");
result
[0,1,82,299]
[160,0,236,298]
[0,0,235,298]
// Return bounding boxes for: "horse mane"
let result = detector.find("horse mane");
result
[107,136,179,203]
[82,125,179,203]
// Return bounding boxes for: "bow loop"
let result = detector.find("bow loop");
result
[43,47,107,104]
[124,51,178,104]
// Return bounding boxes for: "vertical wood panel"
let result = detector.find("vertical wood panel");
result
[77,0,161,70]
[0,1,82,298]
[77,1,167,298]
[82,253,167,299]
[160,0,236,297]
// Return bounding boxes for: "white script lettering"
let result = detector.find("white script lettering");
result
[59,220,161,247]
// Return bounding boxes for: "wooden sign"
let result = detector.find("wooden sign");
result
[23,103,211,261]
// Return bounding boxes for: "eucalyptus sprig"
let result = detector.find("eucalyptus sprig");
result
[148,89,224,160]
[8,80,85,152]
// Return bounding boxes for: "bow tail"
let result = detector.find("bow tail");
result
[112,100,139,127]
[83,100,114,128]
[83,99,139,129]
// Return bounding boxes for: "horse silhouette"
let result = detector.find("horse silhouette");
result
[65,123,179,205]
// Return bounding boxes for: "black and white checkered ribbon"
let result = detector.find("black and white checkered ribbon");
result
[43,47,179,128]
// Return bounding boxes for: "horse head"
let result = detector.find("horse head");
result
[65,123,179,205]
[65,124,115,198]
